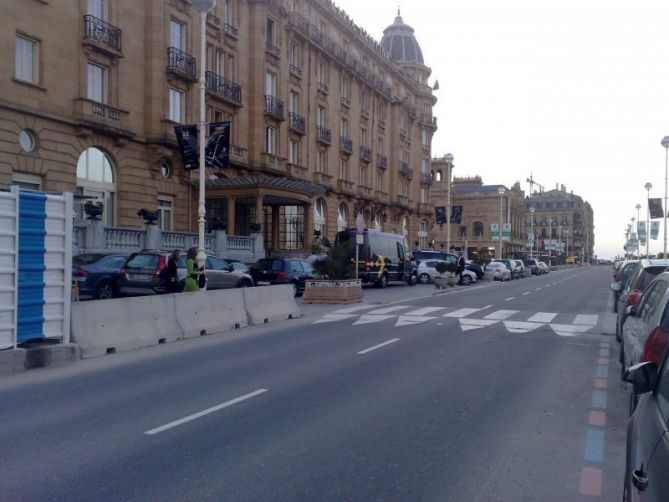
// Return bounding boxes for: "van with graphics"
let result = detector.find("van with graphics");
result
[335,229,417,288]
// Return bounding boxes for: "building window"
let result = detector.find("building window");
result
[266,126,276,154]
[160,161,170,178]
[279,205,304,250]
[459,226,467,238]
[18,129,37,153]
[341,75,350,100]
[15,35,38,83]
[12,172,42,191]
[169,19,184,50]
[87,62,106,103]
[169,87,184,123]
[418,220,427,249]
[289,90,299,113]
[223,0,232,25]
[317,105,326,127]
[314,198,326,233]
[337,203,348,231]
[158,197,173,231]
[339,158,348,180]
[340,118,348,137]
[76,147,115,226]
[87,0,104,18]
[359,165,368,186]
[205,197,228,232]
[316,150,326,173]
[265,72,276,97]
[473,221,484,237]
[290,43,300,69]
[289,139,298,164]
[266,17,276,45]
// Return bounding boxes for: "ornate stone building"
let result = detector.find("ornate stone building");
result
[0,0,438,255]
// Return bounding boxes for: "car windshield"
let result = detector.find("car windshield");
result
[125,254,159,269]
[73,254,105,266]
[256,259,283,271]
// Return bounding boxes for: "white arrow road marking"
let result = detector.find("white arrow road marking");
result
[353,314,396,325]
[527,312,558,323]
[314,313,358,324]
[443,308,481,318]
[573,314,598,325]
[395,315,438,326]
[332,305,377,314]
[484,310,518,320]
[459,319,498,331]
[404,306,445,316]
[504,321,544,333]
[549,323,593,337]
[368,305,412,315]
[357,338,400,355]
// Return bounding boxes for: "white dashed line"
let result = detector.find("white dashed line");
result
[357,338,400,355]
[522,292,531,296]
[505,297,515,301]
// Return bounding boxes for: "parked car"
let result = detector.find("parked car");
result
[495,259,522,279]
[620,272,669,406]
[523,258,540,276]
[227,259,251,274]
[120,250,253,295]
[513,259,529,277]
[417,260,477,285]
[465,260,485,280]
[413,249,455,263]
[612,259,640,311]
[616,260,669,340]
[72,252,130,299]
[485,261,511,281]
[537,261,549,274]
[250,258,315,295]
[622,355,669,501]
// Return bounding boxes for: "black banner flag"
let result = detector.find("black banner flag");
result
[649,198,664,219]
[206,121,230,170]
[174,125,199,170]
[435,206,447,224]
[450,205,463,224]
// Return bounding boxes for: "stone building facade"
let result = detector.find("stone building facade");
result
[0,0,438,255]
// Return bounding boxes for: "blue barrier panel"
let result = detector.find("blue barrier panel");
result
[17,191,46,343]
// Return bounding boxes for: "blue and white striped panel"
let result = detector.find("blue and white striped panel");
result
[0,190,19,349]
[17,191,46,343]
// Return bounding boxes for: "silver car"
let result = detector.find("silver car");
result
[177,254,254,290]
[485,261,511,281]
[417,259,477,285]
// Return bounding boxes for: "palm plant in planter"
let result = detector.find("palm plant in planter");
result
[433,261,458,289]
[304,238,363,304]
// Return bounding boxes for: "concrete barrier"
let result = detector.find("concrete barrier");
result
[243,285,301,325]
[175,289,247,338]
[71,294,181,358]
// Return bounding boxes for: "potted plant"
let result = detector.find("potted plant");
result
[303,238,363,304]
[433,261,458,289]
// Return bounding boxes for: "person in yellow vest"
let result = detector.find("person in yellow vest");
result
[184,247,202,292]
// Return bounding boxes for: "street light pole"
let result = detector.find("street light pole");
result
[661,136,669,256]
[636,203,642,258]
[497,186,505,260]
[445,153,454,251]
[631,217,636,258]
[192,0,217,270]
[646,182,653,258]
[529,206,535,259]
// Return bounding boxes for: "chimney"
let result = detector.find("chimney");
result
[561,184,566,192]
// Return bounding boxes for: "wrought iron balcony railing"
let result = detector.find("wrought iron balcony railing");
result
[83,15,122,53]
[289,64,303,78]
[224,23,239,37]
[377,154,388,170]
[420,172,433,186]
[317,126,332,145]
[289,112,306,135]
[360,146,372,162]
[264,95,285,121]
[399,162,413,179]
[340,136,353,154]
[266,41,280,57]
[205,71,242,106]
[167,47,196,81]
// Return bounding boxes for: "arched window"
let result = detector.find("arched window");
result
[402,216,409,239]
[76,147,115,226]
[373,211,382,230]
[435,170,442,181]
[473,221,484,238]
[314,198,326,234]
[418,219,428,249]
[337,203,348,231]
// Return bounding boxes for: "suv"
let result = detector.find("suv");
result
[250,258,315,295]
[120,250,254,295]
[523,258,540,276]
[615,259,669,340]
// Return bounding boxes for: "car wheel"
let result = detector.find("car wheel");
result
[237,279,252,288]
[461,275,472,286]
[418,273,431,284]
[376,273,388,289]
[407,273,417,286]
[95,280,115,300]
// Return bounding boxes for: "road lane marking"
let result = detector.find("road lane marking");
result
[353,314,396,325]
[459,319,498,331]
[503,321,543,333]
[404,306,445,316]
[584,429,605,463]
[574,314,598,325]
[522,292,531,296]
[505,297,515,301]
[550,324,593,336]
[357,338,400,355]
[144,389,269,435]
[579,466,603,496]
[481,305,493,310]
[588,410,606,427]
[596,365,609,378]
[314,313,357,324]
[535,288,542,291]
[443,308,480,318]
[395,315,437,326]
[484,310,518,320]
[368,305,412,315]
[527,312,557,323]
[332,305,377,314]
[591,390,607,409]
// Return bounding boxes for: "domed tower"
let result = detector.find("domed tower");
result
[380,9,433,86]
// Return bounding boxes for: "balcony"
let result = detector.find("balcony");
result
[289,64,303,78]
[264,95,285,121]
[377,154,388,170]
[167,47,196,82]
[265,41,280,57]
[317,82,329,94]
[360,146,372,162]
[358,185,373,200]
[316,126,332,145]
[313,171,333,187]
[287,12,310,38]
[229,145,248,166]
[205,71,242,106]
[361,109,369,120]
[396,195,409,208]
[418,202,432,214]
[421,113,438,128]
[206,13,220,29]
[286,163,308,180]
[421,143,431,152]
[82,15,122,57]
[289,112,306,135]
[261,152,286,174]
[74,98,130,134]
[224,23,239,38]
[340,96,351,109]
[407,105,417,120]
[337,179,355,195]
[420,172,433,187]
[399,162,413,179]
[340,136,353,154]
[375,190,389,204]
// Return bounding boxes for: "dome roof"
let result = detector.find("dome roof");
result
[380,11,424,65]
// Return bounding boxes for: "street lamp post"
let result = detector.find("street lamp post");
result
[646,182,653,258]
[662,136,669,256]
[445,153,454,251]
[529,206,535,259]
[497,186,505,259]
[192,0,217,270]
[631,217,636,258]
[636,203,642,258]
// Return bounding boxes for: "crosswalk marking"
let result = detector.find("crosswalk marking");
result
[404,306,445,316]
[395,315,438,327]
[353,314,396,325]
[527,312,558,323]
[314,313,358,324]
[574,314,598,325]
[443,308,480,318]
[550,323,593,337]
[504,321,544,333]
[460,319,498,331]
[484,310,518,320]
[332,305,376,314]
[368,305,412,315]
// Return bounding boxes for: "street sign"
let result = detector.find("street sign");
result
[502,223,511,241]
[356,213,365,234]
[356,234,364,245]
[490,223,499,241]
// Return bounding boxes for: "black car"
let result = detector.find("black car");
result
[623,356,669,501]
[465,261,484,279]
[72,252,129,299]
[251,258,315,295]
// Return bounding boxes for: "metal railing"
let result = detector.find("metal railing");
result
[377,154,388,169]
[289,112,306,134]
[167,47,196,81]
[317,126,332,145]
[340,136,353,154]
[83,15,122,52]
[360,146,372,162]
[205,71,242,105]
[399,162,413,179]
[264,95,285,120]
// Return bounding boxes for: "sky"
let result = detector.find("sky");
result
[333,0,669,259]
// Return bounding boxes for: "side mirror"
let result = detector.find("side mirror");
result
[610,282,622,292]
[624,305,636,317]
[228,265,234,272]
[623,361,658,395]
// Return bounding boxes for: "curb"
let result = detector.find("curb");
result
[0,344,81,377]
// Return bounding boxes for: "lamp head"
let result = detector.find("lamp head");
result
[497,186,505,194]
[444,153,454,163]
[530,206,535,213]
[645,182,653,191]
[636,203,642,210]
[191,0,216,12]
[662,136,669,148]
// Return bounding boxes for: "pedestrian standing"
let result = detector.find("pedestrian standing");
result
[183,247,201,292]
[456,252,466,285]
[164,249,180,293]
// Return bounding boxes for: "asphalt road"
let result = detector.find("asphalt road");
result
[0,266,627,501]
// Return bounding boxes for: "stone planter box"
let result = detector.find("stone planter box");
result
[303,279,363,304]
[433,275,458,289]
